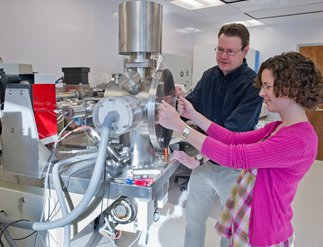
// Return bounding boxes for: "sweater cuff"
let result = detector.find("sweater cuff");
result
[201,137,214,161]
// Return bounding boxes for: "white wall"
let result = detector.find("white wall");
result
[0,0,194,85]
[250,20,323,62]
[0,0,94,80]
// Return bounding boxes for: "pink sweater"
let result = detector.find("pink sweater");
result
[202,121,318,246]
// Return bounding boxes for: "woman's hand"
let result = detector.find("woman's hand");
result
[178,95,212,132]
[177,95,197,121]
[158,100,186,132]
[170,150,200,169]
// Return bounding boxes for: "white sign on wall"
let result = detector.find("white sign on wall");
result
[160,53,193,92]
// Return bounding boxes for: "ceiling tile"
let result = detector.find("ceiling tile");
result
[246,2,323,20]
[156,0,323,26]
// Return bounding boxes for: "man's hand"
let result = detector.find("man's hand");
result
[175,85,185,97]
[170,150,200,169]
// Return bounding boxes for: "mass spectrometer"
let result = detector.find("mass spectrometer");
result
[0,1,178,246]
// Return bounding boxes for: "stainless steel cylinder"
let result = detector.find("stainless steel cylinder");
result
[92,96,145,136]
[118,71,141,95]
[119,1,163,55]
[56,90,79,101]
[62,105,87,119]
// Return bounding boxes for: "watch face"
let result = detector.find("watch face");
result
[195,154,203,161]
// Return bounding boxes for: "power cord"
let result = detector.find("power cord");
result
[0,218,36,245]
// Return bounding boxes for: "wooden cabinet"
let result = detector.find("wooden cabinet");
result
[306,108,323,160]
[300,45,323,161]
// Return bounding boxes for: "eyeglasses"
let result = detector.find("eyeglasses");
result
[261,84,273,90]
[214,47,243,56]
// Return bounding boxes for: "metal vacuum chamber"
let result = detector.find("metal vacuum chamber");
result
[93,0,176,171]
[57,0,179,237]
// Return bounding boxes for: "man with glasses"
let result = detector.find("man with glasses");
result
[178,23,263,247]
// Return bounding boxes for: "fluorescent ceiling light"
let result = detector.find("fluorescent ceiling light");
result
[238,20,264,27]
[170,0,225,10]
[176,27,201,33]
[226,20,264,27]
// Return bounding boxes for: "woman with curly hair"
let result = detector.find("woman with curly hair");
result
[157,52,323,246]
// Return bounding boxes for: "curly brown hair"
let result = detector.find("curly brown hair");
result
[255,52,323,110]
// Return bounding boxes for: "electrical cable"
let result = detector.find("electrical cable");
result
[32,111,118,231]
[47,201,60,221]
[1,229,17,247]
[87,163,112,247]
[40,119,75,225]
[52,119,75,154]
[98,229,118,247]
[33,231,48,247]
[0,112,116,246]
[64,166,107,228]
[0,220,26,234]
[51,153,98,247]
[153,208,160,222]
[13,230,36,241]
[48,230,63,247]
[0,214,33,230]
[33,232,37,247]
[57,148,98,155]
[0,112,119,246]
[60,126,96,143]
[127,231,142,247]
[34,230,62,247]
[0,219,31,245]
[55,77,63,84]
[63,158,96,237]
[37,118,78,246]
[48,205,61,221]
[0,223,5,247]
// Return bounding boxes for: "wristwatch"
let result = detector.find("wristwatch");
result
[195,154,204,165]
